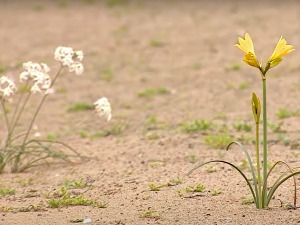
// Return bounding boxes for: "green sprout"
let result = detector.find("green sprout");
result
[211,189,221,196]
[67,103,93,112]
[204,133,233,149]
[0,188,16,196]
[186,153,198,163]
[47,187,106,209]
[149,38,165,48]
[181,119,213,133]
[189,33,299,209]
[233,122,252,132]
[276,108,300,119]
[148,183,164,191]
[138,87,170,98]
[185,183,206,193]
[139,209,161,219]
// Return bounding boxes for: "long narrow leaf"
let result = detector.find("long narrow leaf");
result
[266,167,300,207]
[227,141,259,207]
[188,160,257,206]
[266,161,297,207]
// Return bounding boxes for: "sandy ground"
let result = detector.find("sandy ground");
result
[1,0,300,224]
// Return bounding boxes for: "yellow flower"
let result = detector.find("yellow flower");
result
[235,33,261,68]
[268,36,294,68]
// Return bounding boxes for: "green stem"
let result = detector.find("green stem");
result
[262,78,268,207]
[255,122,262,208]
[1,99,10,133]
[10,80,30,131]
[12,66,63,173]
[21,66,62,145]
[9,91,32,144]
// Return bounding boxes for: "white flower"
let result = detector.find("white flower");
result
[54,46,84,75]
[20,61,51,94]
[0,76,16,99]
[94,97,112,121]
[75,51,84,61]
[69,62,84,75]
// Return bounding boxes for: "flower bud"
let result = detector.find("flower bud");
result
[252,92,261,124]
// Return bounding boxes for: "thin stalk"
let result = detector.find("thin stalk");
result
[8,91,32,143]
[262,78,268,207]
[255,122,262,208]
[1,99,10,133]
[10,80,30,131]
[21,66,62,145]
[12,66,63,172]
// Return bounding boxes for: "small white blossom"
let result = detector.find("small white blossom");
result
[0,76,16,99]
[94,97,112,121]
[75,51,84,61]
[54,46,84,75]
[20,61,51,94]
[69,62,84,75]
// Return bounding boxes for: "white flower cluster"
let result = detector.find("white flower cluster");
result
[20,61,51,94]
[94,97,112,121]
[0,76,16,99]
[54,46,84,75]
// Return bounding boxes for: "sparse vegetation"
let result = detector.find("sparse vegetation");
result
[0,187,16,196]
[67,103,93,112]
[181,119,213,133]
[138,87,170,98]
[204,133,233,149]
[139,209,161,219]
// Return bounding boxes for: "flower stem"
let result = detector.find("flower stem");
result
[12,66,63,173]
[10,80,30,130]
[255,121,262,208]
[1,99,10,133]
[22,66,62,145]
[9,91,32,144]
[262,78,268,207]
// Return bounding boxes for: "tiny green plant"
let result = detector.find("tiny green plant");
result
[233,122,252,132]
[186,153,198,163]
[185,183,206,193]
[181,119,213,133]
[62,178,89,189]
[211,189,221,196]
[0,47,112,173]
[17,178,33,187]
[149,38,165,48]
[268,121,285,133]
[67,103,93,112]
[238,82,250,90]
[276,108,300,119]
[167,177,183,186]
[47,186,106,208]
[189,33,300,209]
[204,133,233,149]
[0,187,16,196]
[100,65,114,81]
[139,209,160,219]
[138,87,170,98]
[105,0,127,7]
[148,183,164,191]
[225,63,241,71]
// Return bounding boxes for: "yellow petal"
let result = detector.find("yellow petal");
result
[268,36,294,67]
[235,33,260,68]
[235,33,255,54]
[269,58,283,68]
[243,52,261,68]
